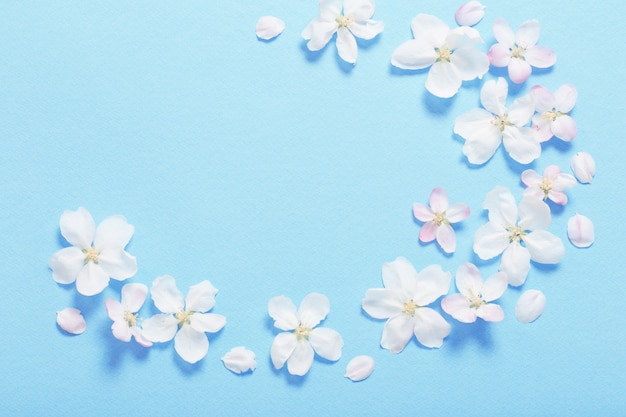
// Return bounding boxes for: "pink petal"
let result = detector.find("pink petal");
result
[531,117,555,143]
[475,303,504,322]
[508,58,532,84]
[487,43,511,67]
[255,16,285,40]
[525,46,556,68]
[551,115,577,141]
[500,243,531,286]
[441,294,476,323]
[516,19,540,47]
[344,355,375,382]
[481,272,507,302]
[436,223,456,253]
[413,203,435,222]
[446,203,470,223]
[554,84,577,113]
[515,289,546,323]
[548,190,568,205]
[455,262,483,297]
[570,152,596,184]
[419,221,438,243]
[344,0,375,20]
[429,187,449,212]
[567,213,594,248]
[56,307,87,335]
[336,27,358,64]
[530,85,555,112]
[454,1,485,27]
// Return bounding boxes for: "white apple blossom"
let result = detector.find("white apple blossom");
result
[104,283,152,347]
[455,1,485,27]
[48,207,137,296]
[473,186,565,286]
[142,276,226,364]
[302,0,384,64]
[454,77,539,165]
[570,152,596,184]
[521,165,576,205]
[441,263,507,323]
[530,84,577,142]
[362,257,451,353]
[413,187,470,253]
[488,18,556,84]
[391,13,489,98]
[269,293,343,376]
[56,307,87,335]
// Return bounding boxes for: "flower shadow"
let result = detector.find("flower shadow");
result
[174,351,206,375]
[267,355,309,386]
[445,318,495,352]
[300,40,326,64]
[422,90,455,116]
[101,321,151,372]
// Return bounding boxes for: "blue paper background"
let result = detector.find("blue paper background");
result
[1,1,624,415]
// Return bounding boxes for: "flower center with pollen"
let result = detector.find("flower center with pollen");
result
[403,300,418,316]
[434,212,448,226]
[335,14,354,29]
[539,178,552,199]
[436,46,452,62]
[491,114,513,132]
[467,289,485,309]
[542,109,564,122]
[124,310,138,327]
[294,323,312,340]
[175,310,193,327]
[82,246,100,264]
[506,225,527,243]
[510,44,526,59]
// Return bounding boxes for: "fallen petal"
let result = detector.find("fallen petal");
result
[455,1,485,27]
[255,16,285,40]
[570,152,596,184]
[515,289,546,323]
[56,307,87,334]
[345,355,375,382]
[222,347,256,374]
[567,213,594,248]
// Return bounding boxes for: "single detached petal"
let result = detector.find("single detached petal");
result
[441,294,476,323]
[175,325,209,364]
[425,61,462,98]
[222,346,256,374]
[59,207,96,249]
[362,288,403,319]
[270,332,297,370]
[391,39,437,70]
[475,303,504,322]
[413,307,450,348]
[287,340,315,376]
[500,243,531,287]
[190,313,226,334]
[98,248,137,281]
[309,327,343,361]
[345,355,374,382]
[120,283,148,313]
[571,152,596,183]
[298,292,330,328]
[268,295,299,330]
[436,223,457,253]
[141,313,179,342]
[93,215,134,250]
[515,289,546,323]
[567,214,594,248]
[413,264,451,306]
[49,247,84,284]
[151,275,184,314]
[455,1,485,26]
[524,229,565,264]
[186,280,218,313]
[256,16,285,40]
[56,307,87,334]
[336,27,358,64]
[75,262,110,296]
[381,314,414,354]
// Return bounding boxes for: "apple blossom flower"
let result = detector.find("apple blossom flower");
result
[362,257,451,353]
[515,289,546,323]
[269,293,343,376]
[56,307,87,335]
[391,13,489,98]
[570,152,596,183]
[521,165,576,205]
[441,263,507,323]
[488,18,556,84]
[302,0,384,64]
[221,347,257,374]
[256,16,285,40]
[530,84,577,142]
[474,186,565,286]
[142,276,226,364]
[567,213,594,248]
[48,207,137,296]
[104,283,152,347]
[344,355,374,382]
[455,1,485,27]
[413,187,470,253]
[454,77,539,165]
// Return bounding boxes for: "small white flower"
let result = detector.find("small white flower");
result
[256,16,285,40]
[570,152,596,184]
[56,307,87,335]
[455,1,485,27]
[269,293,343,376]
[521,165,576,205]
[362,257,451,353]
[302,0,384,64]
[454,77,539,165]
[222,347,256,374]
[142,276,226,364]
[391,13,489,98]
[473,186,565,286]
[105,283,152,347]
[530,84,578,142]
[344,355,374,382]
[515,289,546,323]
[48,207,138,296]
[567,213,594,248]
[441,263,507,323]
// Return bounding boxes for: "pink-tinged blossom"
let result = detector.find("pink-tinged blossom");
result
[56,307,87,335]
[455,1,485,27]
[441,263,507,323]
[391,13,489,98]
[142,276,226,364]
[302,0,384,64]
[570,152,596,184]
[48,207,137,296]
[269,293,343,376]
[521,165,576,205]
[105,283,152,347]
[515,289,546,323]
[473,186,565,286]
[413,187,470,253]
[454,77,538,165]
[488,18,556,84]
[567,213,594,248]
[362,257,451,353]
[531,84,577,142]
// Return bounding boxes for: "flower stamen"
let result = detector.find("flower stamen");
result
[510,44,526,59]
[491,114,513,132]
[467,288,485,309]
[82,246,100,264]
[506,225,527,243]
[433,212,448,226]
[539,178,552,199]
[436,46,452,62]
[123,310,138,327]
[542,109,564,122]
[402,300,418,316]
[175,310,193,327]
[336,14,354,29]
[294,323,312,340]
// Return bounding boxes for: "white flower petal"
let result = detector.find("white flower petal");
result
[309,327,343,361]
[502,127,541,164]
[412,203,435,222]
[222,347,256,374]
[59,207,96,249]
[455,1,485,27]
[441,294,476,323]
[413,264,451,306]
[141,313,178,342]
[75,262,110,296]
[462,124,502,165]
[451,48,489,81]
[551,115,577,142]
[508,94,535,126]
[525,46,556,68]
[344,355,374,382]
[256,16,285,40]
[518,195,551,231]
[287,340,314,376]
[436,223,456,253]
[482,272,508,302]
[473,222,509,260]
[93,215,134,250]
[190,313,226,334]
[268,295,299,330]
[508,58,532,84]
[500,243,531,286]
[515,289,546,323]
[425,61,462,98]
[344,0,375,20]
[567,213,594,248]
[391,39,436,70]
[111,319,132,342]
[270,332,297,370]
[516,19,540,47]
[381,314,414,354]
[524,230,565,264]
[104,298,123,321]
[492,18,515,46]
[554,84,577,113]
[175,325,209,364]
[453,108,494,140]
[571,152,596,184]
[49,247,84,284]
[411,14,449,48]
[455,263,483,296]
[120,283,148,312]
[530,85,555,112]
[429,187,449,212]
[475,303,504,322]
[381,256,419,293]
[151,275,184,314]
[336,27,358,64]
[185,280,218,312]
[303,18,337,51]
[98,248,137,281]
[447,203,471,223]
[319,0,342,21]
[480,77,508,115]
[413,307,450,348]
[298,292,330,328]
[483,186,518,224]
[56,307,87,335]
[131,328,153,347]
[362,288,403,319]
[349,20,384,40]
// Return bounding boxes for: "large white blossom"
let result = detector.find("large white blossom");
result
[105,283,152,347]
[142,276,226,364]
[391,13,489,98]
[269,293,343,376]
[362,257,451,353]
[521,165,576,205]
[488,18,556,84]
[48,207,137,296]
[302,0,384,64]
[454,77,538,165]
[530,84,577,142]
[473,186,565,286]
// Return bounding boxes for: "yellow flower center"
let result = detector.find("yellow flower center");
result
[294,323,312,340]
[124,310,138,327]
[467,289,485,309]
[539,178,552,199]
[402,300,419,316]
[507,225,527,243]
[175,310,193,327]
[336,14,354,29]
[542,109,564,122]
[433,212,449,226]
[491,114,513,132]
[436,47,452,62]
[510,44,526,59]
[82,246,100,264]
